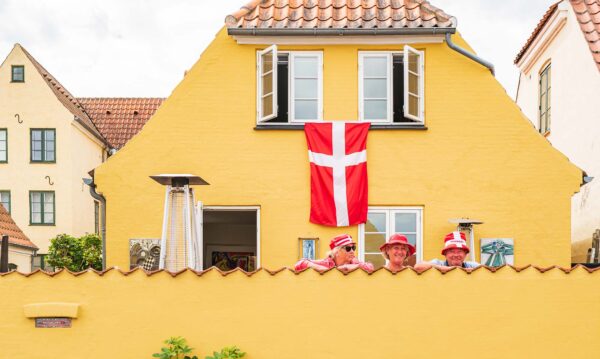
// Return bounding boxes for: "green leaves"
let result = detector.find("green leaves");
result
[205,346,246,359]
[46,233,102,271]
[152,337,198,359]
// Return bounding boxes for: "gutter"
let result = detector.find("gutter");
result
[83,177,107,270]
[445,33,495,75]
[228,27,457,36]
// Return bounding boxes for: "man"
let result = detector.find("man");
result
[294,234,374,273]
[414,231,480,271]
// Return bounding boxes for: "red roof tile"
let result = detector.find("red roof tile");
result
[0,205,38,250]
[225,0,456,30]
[78,98,164,150]
[16,45,107,145]
[570,0,600,70]
[514,2,560,64]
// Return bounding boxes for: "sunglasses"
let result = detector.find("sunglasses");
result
[342,245,356,252]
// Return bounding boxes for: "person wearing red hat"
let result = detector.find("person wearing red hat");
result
[294,234,374,273]
[379,234,416,272]
[414,231,480,271]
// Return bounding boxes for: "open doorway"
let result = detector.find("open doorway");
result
[202,207,259,271]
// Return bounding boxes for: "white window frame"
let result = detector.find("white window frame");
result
[289,51,323,123]
[403,45,425,122]
[358,206,423,264]
[257,45,278,123]
[358,48,425,124]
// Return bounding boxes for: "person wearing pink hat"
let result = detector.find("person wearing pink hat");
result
[294,234,374,273]
[380,234,416,272]
[414,231,480,271]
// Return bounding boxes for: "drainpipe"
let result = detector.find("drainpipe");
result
[83,177,106,270]
[445,33,495,76]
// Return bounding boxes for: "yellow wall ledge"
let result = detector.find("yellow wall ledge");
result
[23,302,79,319]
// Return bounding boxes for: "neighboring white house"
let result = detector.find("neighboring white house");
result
[515,0,600,263]
[0,44,163,271]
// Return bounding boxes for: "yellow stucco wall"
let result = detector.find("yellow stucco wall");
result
[0,267,599,358]
[0,45,105,257]
[95,29,581,268]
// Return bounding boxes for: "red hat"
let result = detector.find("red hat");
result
[379,234,416,256]
[329,234,355,250]
[441,231,470,255]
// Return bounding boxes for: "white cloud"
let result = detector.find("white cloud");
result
[0,0,555,98]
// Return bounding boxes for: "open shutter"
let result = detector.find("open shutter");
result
[194,200,204,270]
[257,45,278,123]
[403,45,424,122]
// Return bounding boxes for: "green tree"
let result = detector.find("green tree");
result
[46,233,102,271]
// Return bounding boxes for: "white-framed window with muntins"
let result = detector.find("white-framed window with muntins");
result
[257,45,323,125]
[358,46,424,124]
[358,207,423,269]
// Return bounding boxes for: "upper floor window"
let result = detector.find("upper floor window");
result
[257,45,323,124]
[11,65,24,83]
[30,191,55,225]
[0,129,6,163]
[0,191,10,214]
[31,129,55,163]
[359,207,422,269]
[358,46,424,124]
[539,64,551,134]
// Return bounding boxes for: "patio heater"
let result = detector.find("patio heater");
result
[449,218,484,262]
[150,174,209,272]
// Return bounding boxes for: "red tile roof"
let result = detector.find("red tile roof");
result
[17,44,107,145]
[225,0,456,30]
[78,98,164,150]
[514,2,560,65]
[570,0,600,70]
[0,205,38,250]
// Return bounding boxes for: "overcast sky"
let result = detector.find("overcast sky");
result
[0,0,553,99]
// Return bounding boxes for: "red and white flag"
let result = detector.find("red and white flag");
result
[304,122,370,227]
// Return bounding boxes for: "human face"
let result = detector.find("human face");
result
[334,244,356,265]
[444,248,467,266]
[386,244,409,266]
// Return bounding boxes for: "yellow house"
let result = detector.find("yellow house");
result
[0,44,164,271]
[94,0,582,270]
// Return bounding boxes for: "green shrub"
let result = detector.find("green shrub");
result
[46,233,102,271]
[205,346,246,359]
[152,337,198,359]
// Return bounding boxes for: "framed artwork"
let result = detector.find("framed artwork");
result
[480,238,514,267]
[298,238,318,260]
[129,238,161,271]
[206,245,256,272]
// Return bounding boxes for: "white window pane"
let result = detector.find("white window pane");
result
[294,100,318,120]
[32,131,41,140]
[44,213,54,223]
[394,213,416,232]
[408,95,419,117]
[0,151,5,162]
[261,95,274,118]
[364,57,388,77]
[405,234,417,246]
[261,51,273,74]
[44,193,54,203]
[45,151,55,162]
[364,100,388,120]
[32,151,41,161]
[32,202,41,213]
[44,202,53,213]
[32,141,41,151]
[0,140,6,150]
[364,78,387,98]
[366,212,386,232]
[408,72,419,94]
[365,254,386,269]
[0,131,6,140]
[45,130,55,140]
[46,140,55,152]
[262,72,273,95]
[408,52,419,73]
[1,203,8,212]
[32,212,42,223]
[294,79,318,98]
[365,233,386,252]
[31,192,41,202]
[294,57,318,77]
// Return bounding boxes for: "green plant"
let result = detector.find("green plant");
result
[46,233,102,271]
[152,337,198,359]
[205,346,246,359]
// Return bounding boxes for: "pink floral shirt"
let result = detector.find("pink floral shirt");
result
[294,257,374,272]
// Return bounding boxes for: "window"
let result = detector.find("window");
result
[11,65,24,82]
[257,45,323,124]
[0,129,6,163]
[539,64,551,134]
[359,46,424,124]
[30,191,55,225]
[32,254,52,271]
[31,129,55,162]
[359,207,422,269]
[0,191,10,214]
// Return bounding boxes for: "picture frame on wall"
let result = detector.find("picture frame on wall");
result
[298,238,319,260]
[205,245,256,272]
[480,238,514,267]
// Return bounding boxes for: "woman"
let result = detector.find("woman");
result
[379,234,416,272]
[295,234,374,273]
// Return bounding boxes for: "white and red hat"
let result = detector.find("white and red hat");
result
[329,234,355,250]
[441,231,470,255]
[379,234,416,256]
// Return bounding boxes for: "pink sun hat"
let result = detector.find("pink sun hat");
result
[379,233,416,256]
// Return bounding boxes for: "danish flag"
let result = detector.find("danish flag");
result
[304,122,370,227]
